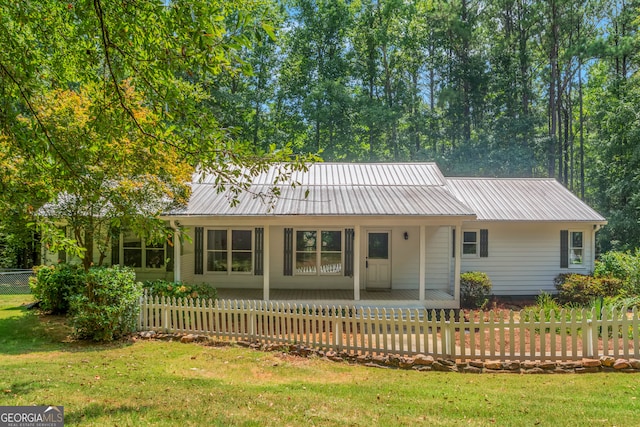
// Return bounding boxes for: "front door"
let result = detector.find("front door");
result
[366,231,391,290]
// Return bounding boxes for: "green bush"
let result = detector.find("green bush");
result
[69,266,142,341]
[593,250,640,294]
[460,271,492,309]
[29,264,86,314]
[554,273,624,306]
[143,280,217,301]
[523,292,567,322]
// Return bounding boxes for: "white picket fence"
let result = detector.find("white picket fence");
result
[138,294,640,361]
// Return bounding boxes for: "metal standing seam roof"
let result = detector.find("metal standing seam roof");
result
[445,178,607,222]
[168,163,474,217]
[165,163,606,222]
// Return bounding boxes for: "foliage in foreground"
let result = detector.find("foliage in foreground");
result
[594,250,640,294]
[143,279,217,301]
[29,264,86,314]
[460,271,492,309]
[554,273,625,306]
[69,266,142,341]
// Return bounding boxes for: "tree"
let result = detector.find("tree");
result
[0,0,313,264]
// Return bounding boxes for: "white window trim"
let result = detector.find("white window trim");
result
[462,230,479,258]
[120,232,167,271]
[568,230,584,268]
[205,228,254,275]
[295,229,344,276]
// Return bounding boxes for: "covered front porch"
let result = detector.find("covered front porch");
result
[172,220,465,309]
[214,288,455,309]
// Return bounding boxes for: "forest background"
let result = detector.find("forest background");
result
[1,0,639,267]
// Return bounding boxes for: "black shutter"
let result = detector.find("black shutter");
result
[344,228,354,277]
[452,228,456,258]
[255,228,264,276]
[111,227,120,266]
[560,230,569,268]
[480,229,489,258]
[284,228,293,276]
[166,231,175,272]
[195,227,204,275]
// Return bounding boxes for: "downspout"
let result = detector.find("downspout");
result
[169,219,182,282]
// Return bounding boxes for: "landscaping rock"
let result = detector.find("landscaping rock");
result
[613,359,631,370]
[581,358,601,368]
[432,361,456,372]
[505,361,521,371]
[522,368,546,374]
[399,357,415,369]
[371,355,387,365]
[484,360,502,370]
[539,361,556,370]
[356,354,370,364]
[468,360,484,369]
[558,362,580,370]
[460,365,482,374]
[180,334,196,343]
[630,359,640,369]
[413,354,434,366]
[388,354,402,367]
[436,358,456,366]
[575,367,600,374]
[600,356,616,367]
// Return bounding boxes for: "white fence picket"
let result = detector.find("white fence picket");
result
[137,295,640,361]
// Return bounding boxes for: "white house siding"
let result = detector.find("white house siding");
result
[425,226,453,293]
[459,222,595,296]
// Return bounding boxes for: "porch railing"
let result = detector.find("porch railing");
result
[138,294,640,361]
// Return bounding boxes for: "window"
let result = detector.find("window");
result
[295,230,342,275]
[463,231,478,256]
[569,231,583,266]
[206,229,253,273]
[122,230,165,269]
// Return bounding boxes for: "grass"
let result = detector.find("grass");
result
[1,295,639,426]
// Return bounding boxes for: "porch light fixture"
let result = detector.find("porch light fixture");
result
[403,232,409,240]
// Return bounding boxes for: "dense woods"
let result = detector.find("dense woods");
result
[217,0,640,252]
[1,0,640,264]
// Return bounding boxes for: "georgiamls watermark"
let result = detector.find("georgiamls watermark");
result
[0,406,64,427]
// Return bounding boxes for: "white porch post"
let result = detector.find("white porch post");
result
[174,230,181,282]
[170,220,181,282]
[263,225,270,301]
[419,225,426,302]
[353,225,360,301]
[454,223,462,304]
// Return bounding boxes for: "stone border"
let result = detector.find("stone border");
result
[137,331,640,374]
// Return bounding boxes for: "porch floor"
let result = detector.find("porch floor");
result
[215,288,455,309]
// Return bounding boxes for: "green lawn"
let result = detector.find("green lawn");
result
[0,295,638,426]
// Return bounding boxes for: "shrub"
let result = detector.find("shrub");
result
[29,264,86,314]
[143,280,217,301]
[460,271,492,309]
[523,292,567,322]
[593,250,640,294]
[69,266,142,341]
[554,273,624,306]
